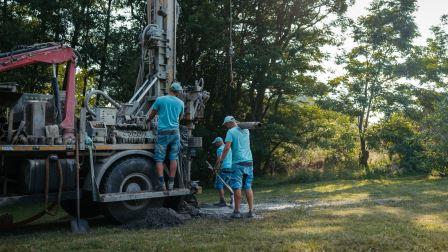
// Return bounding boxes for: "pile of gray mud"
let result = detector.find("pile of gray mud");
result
[122,203,202,229]
[122,208,190,229]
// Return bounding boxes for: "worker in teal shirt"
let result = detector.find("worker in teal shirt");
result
[212,137,233,207]
[217,116,255,218]
[148,82,184,191]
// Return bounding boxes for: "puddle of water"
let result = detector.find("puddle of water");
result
[199,202,301,219]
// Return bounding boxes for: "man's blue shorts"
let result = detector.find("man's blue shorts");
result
[154,133,180,162]
[214,169,232,190]
[230,163,254,190]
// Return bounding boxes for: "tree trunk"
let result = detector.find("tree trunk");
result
[359,136,369,167]
[82,72,89,105]
[358,113,369,167]
[254,86,266,121]
[70,2,87,48]
[2,0,7,22]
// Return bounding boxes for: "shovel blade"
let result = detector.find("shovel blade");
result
[70,218,89,234]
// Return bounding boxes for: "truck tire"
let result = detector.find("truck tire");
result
[60,192,102,218]
[100,156,163,224]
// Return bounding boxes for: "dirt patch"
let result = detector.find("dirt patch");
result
[122,208,190,229]
[122,198,404,229]
[198,198,403,219]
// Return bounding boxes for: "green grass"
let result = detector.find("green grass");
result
[2,176,448,251]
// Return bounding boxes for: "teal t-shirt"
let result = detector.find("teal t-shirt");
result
[151,95,184,132]
[225,127,253,164]
[217,145,232,169]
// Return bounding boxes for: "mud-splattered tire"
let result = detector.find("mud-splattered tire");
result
[60,192,101,219]
[100,156,163,224]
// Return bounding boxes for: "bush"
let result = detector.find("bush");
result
[366,113,424,174]
[420,98,448,173]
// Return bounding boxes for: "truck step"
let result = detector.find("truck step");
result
[99,188,190,203]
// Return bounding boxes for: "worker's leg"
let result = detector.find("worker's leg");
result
[243,166,255,217]
[168,159,177,177]
[214,173,226,206]
[245,189,254,211]
[156,162,164,177]
[234,189,242,212]
[154,135,168,190]
[167,134,180,190]
[168,134,180,176]
[230,164,243,217]
[218,189,225,200]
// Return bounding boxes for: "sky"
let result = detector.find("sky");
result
[319,0,448,82]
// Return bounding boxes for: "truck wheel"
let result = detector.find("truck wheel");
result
[60,192,102,218]
[100,156,162,224]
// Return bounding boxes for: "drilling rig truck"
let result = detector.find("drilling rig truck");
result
[0,0,209,226]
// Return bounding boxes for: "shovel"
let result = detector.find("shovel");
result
[205,161,234,208]
[71,136,89,234]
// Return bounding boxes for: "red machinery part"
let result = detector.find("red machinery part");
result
[0,45,77,140]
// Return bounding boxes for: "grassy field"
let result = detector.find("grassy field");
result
[1,176,448,251]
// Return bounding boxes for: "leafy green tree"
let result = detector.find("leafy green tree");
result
[258,100,358,174]
[419,97,448,174]
[408,15,448,87]
[367,113,423,172]
[177,0,351,172]
[323,0,418,167]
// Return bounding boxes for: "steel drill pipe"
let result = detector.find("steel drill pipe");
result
[237,122,262,129]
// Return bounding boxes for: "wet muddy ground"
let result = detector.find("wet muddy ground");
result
[124,197,404,229]
[197,198,402,219]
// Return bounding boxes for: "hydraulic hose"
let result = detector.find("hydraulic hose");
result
[45,155,63,216]
[51,64,62,123]
[84,89,122,118]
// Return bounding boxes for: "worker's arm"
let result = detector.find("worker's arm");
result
[148,109,157,120]
[179,102,185,121]
[217,141,232,167]
[148,99,160,121]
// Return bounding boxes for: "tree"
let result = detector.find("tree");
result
[408,15,448,88]
[1,0,359,176]
[367,113,423,172]
[259,100,358,174]
[322,0,418,167]
[407,16,448,174]
[175,0,352,172]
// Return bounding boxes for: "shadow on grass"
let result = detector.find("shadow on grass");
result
[1,177,448,250]
[252,176,448,203]
[0,215,112,237]
[261,196,448,250]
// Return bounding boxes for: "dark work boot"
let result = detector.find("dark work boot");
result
[155,183,166,191]
[167,177,175,191]
[247,210,257,218]
[231,211,242,219]
[155,177,166,191]
[213,199,227,207]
